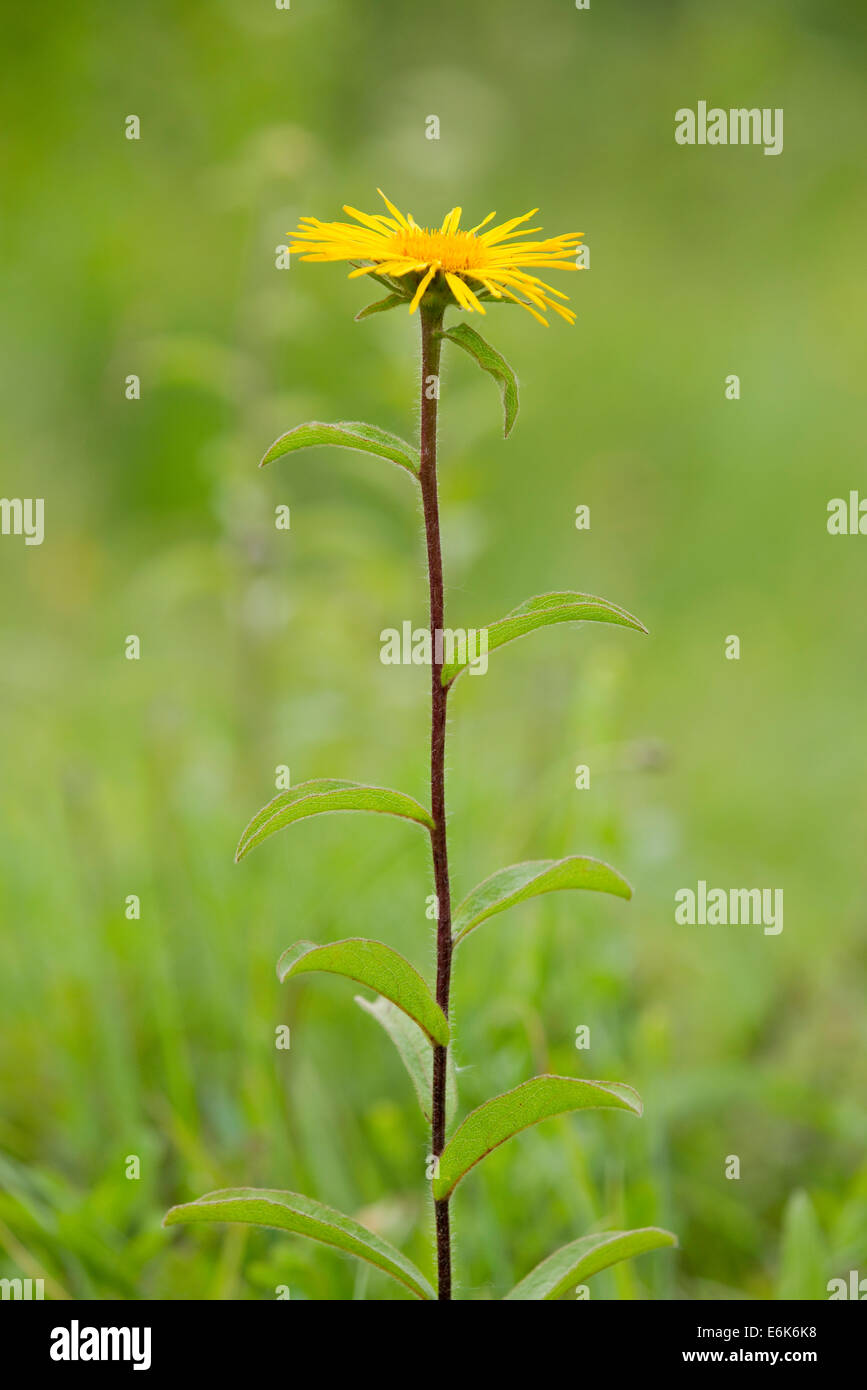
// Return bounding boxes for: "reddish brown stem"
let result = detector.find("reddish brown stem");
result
[418,302,453,1300]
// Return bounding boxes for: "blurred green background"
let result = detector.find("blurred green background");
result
[1,0,865,1301]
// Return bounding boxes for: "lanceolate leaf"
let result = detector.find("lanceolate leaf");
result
[432,1075,642,1201]
[277,938,449,1046]
[164,1188,434,1301]
[439,322,519,437]
[504,1227,678,1301]
[355,995,459,1125]
[453,856,632,947]
[355,293,407,321]
[236,779,434,862]
[259,421,420,478]
[441,590,648,686]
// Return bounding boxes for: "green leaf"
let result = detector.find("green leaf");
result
[355,293,407,321]
[236,778,434,862]
[259,421,420,478]
[432,1075,642,1201]
[164,1187,434,1301]
[453,856,632,948]
[277,938,449,1046]
[349,262,411,298]
[504,1227,678,1300]
[355,995,458,1125]
[441,589,648,686]
[438,322,519,437]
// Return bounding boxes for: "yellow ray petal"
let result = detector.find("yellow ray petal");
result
[480,209,539,245]
[343,205,399,235]
[493,282,550,324]
[347,263,388,278]
[445,272,485,313]
[468,274,503,298]
[490,272,549,309]
[439,207,462,235]
[377,189,411,228]
[468,211,496,235]
[409,263,439,313]
[455,276,485,313]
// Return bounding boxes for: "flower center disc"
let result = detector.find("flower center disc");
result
[393,228,487,272]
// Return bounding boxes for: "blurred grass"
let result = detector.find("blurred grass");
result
[0,0,866,1299]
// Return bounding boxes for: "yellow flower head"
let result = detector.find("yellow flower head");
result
[290,190,584,326]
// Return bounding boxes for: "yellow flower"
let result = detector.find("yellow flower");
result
[290,190,583,326]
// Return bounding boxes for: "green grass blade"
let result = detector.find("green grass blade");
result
[277,938,449,1045]
[235,779,434,862]
[775,1190,826,1299]
[504,1227,678,1300]
[259,420,420,478]
[432,1075,642,1200]
[439,323,519,437]
[453,856,632,947]
[164,1188,434,1300]
[441,590,648,686]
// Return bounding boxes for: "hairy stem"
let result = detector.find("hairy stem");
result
[419,301,453,1300]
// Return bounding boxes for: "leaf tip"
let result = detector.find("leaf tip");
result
[622,1085,644,1118]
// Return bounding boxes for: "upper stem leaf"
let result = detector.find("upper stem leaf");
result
[453,855,632,948]
[355,293,407,321]
[349,262,412,297]
[504,1226,678,1300]
[438,322,519,437]
[442,589,648,686]
[164,1187,434,1301]
[236,778,434,862]
[259,421,420,478]
[432,1075,642,1201]
[277,938,449,1046]
[355,994,459,1125]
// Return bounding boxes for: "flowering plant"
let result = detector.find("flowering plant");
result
[165,192,677,1301]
